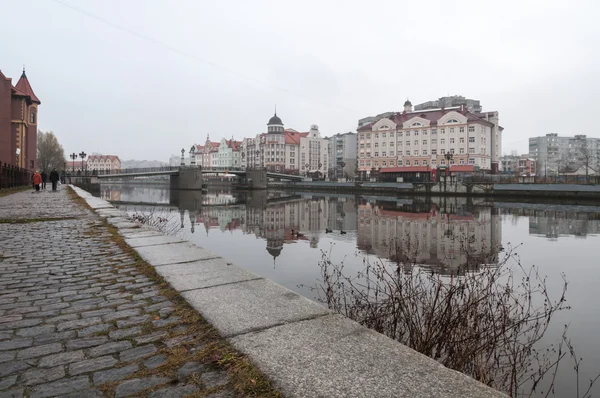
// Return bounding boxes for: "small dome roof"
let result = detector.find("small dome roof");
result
[268,113,283,126]
[404,99,412,106]
[266,246,282,258]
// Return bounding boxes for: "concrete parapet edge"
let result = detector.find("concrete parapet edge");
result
[70,185,508,398]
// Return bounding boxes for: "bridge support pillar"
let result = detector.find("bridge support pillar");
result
[245,169,267,189]
[171,167,204,190]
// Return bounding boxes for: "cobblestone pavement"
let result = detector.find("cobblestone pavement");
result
[0,188,240,397]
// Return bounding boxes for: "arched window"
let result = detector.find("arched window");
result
[446,119,459,123]
[411,122,422,127]
[379,125,389,130]
[30,109,35,124]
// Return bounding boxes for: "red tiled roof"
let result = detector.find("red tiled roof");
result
[379,166,431,173]
[449,165,474,172]
[14,71,40,104]
[285,131,308,145]
[357,107,494,132]
[88,155,120,162]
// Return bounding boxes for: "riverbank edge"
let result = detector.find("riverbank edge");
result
[70,185,508,398]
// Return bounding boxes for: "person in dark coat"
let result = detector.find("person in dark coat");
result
[41,171,48,189]
[49,168,60,191]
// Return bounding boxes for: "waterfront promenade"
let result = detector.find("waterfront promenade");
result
[0,189,245,397]
[0,186,508,397]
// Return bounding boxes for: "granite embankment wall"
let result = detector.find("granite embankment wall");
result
[270,181,600,200]
[71,185,507,398]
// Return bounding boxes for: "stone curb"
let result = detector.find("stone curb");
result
[70,185,508,398]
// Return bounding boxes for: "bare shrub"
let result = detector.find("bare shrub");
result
[131,210,180,235]
[309,233,596,396]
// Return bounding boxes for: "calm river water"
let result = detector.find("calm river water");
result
[96,183,600,397]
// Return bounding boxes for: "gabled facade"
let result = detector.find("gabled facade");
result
[356,100,502,178]
[0,68,41,170]
[87,155,121,172]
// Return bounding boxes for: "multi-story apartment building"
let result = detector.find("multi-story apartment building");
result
[87,155,121,172]
[0,68,40,170]
[190,137,242,170]
[327,132,357,178]
[500,154,536,175]
[299,125,329,177]
[529,134,600,176]
[415,95,482,113]
[356,100,502,179]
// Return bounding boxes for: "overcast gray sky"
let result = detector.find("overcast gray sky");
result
[2,0,598,161]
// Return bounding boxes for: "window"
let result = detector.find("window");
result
[447,119,459,123]
[398,151,402,156]
[382,161,387,166]
[406,150,410,156]
[441,128,445,134]
[390,141,394,146]
[422,160,428,166]
[422,150,427,155]
[468,158,475,164]
[423,140,427,145]
[450,148,455,154]
[460,137,465,143]
[450,128,455,134]
[382,142,386,146]
[440,160,445,165]
[30,110,36,124]
[390,132,394,137]
[411,122,422,127]
[414,140,418,145]
[450,160,455,165]
[459,127,464,133]
[450,138,455,144]
[406,141,410,146]
[360,134,364,139]
[441,149,446,154]
[375,134,379,139]
[374,152,379,157]
[431,159,437,164]
[469,148,475,153]
[469,137,475,143]
[380,126,389,130]
[383,133,387,138]
[382,152,386,157]
[431,129,437,135]
[406,160,411,166]
[414,131,419,136]
[405,131,410,137]
[469,126,475,133]
[460,159,465,165]
[390,151,394,156]
[460,148,465,154]
[431,149,437,155]
[398,160,403,166]
[398,141,403,146]
[441,139,445,144]
[398,132,403,137]
[375,143,379,147]
[423,129,428,135]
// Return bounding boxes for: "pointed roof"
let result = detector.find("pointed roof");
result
[14,69,40,104]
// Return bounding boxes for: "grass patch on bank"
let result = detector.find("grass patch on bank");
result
[0,216,79,224]
[0,186,31,198]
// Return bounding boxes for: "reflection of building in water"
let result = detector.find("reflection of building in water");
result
[523,211,600,239]
[326,198,357,232]
[99,188,121,201]
[357,201,501,273]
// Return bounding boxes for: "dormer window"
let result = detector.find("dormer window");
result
[411,122,422,127]
[447,119,459,123]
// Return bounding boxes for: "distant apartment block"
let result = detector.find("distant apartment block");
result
[528,134,600,175]
[414,95,482,113]
[500,155,536,175]
[327,132,357,178]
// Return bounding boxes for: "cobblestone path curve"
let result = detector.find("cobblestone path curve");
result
[0,188,243,398]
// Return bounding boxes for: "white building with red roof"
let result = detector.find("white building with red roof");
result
[356,100,502,180]
[87,155,121,172]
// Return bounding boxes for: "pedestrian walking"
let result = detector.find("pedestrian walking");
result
[41,171,48,189]
[49,168,60,191]
[33,171,42,192]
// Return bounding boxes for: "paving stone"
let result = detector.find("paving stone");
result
[80,308,115,318]
[201,371,229,389]
[69,355,118,376]
[17,343,63,360]
[22,366,65,386]
[144,354,168,370]
[0,351,16,363]
[0,388,23,397]
[38,350,84,368]
[0,338,32,351]
[15,324,56,337]
[114,377,171,398]
[152,316,181,328]
[66,336,109,350]
[0,375,17,390]
[34,330,77,344]
[0,332,12,340]
[88,341,132,357]
[148,384,198,398]
[158,307,175,318]
[56,317,102,332]
[0,361,30,378]
[116,315,151,328]
[92,363,139,385]
[29,376,90,398]
[0,318,42,331]
[134,331,168,345]
[165,335,195,348]
[77,323,111,337]
[120,344,157,362]
[177,361,206,380]
[108,326,142,340]
[102,308,141,322]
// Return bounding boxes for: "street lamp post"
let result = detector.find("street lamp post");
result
[70,153,77,175]
[79,152,87,175]
[305,163,310,178]
[180,148,185,167]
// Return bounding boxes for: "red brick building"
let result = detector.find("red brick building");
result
[0,68,41,170]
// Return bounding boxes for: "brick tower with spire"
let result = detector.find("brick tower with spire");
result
[0,67,41,170]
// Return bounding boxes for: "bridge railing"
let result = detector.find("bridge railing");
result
[461,174,600,185]
[0,162,33,190]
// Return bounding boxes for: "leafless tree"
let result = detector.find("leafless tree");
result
[37,130,66,172]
